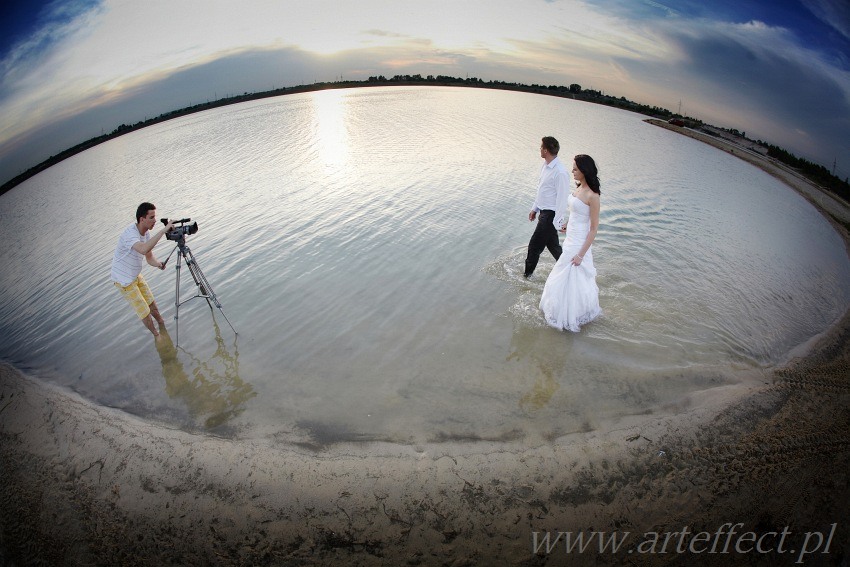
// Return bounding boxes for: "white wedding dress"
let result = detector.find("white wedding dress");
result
[539,193,602,332]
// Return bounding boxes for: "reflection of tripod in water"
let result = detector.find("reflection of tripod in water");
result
[164,235,236,346]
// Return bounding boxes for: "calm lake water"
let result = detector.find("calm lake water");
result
[1,86,848,446]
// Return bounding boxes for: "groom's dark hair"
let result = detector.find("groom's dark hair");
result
[541,136,559,156]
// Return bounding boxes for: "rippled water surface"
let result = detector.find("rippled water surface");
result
[1,86,848,445]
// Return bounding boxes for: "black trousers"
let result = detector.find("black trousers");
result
[525,209,562,276]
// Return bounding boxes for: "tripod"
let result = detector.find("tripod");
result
[165,236,236,346]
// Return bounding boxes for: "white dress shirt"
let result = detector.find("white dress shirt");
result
[531,155,570,229]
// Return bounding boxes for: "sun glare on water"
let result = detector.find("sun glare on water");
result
[310,89,350,170]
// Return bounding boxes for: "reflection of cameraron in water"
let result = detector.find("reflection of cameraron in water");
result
[155,323,254,430]
[161,217,199,241]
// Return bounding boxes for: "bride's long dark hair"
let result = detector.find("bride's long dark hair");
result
[575,154,601,195]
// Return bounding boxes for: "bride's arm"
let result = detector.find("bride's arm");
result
[571,194,600,266]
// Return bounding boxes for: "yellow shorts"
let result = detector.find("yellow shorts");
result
[115,274,155,319]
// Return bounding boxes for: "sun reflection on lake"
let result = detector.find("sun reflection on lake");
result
[310,89,349,170]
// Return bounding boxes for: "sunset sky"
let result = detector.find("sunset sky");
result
[1,0,849,185]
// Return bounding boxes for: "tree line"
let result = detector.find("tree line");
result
[765,144,849,200]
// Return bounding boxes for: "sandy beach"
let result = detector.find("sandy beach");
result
[2,123,850,566]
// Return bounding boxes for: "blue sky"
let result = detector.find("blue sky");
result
[1,0,849,184]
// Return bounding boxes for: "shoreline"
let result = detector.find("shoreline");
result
[644,119,850,243]
[3,131,850,564]
[0,363,802,566]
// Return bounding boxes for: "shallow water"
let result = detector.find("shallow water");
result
[1,86,848,445]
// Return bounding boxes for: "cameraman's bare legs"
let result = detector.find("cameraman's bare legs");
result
[149,300,166,327]
[141,314,160,337]
[142,302,166,338]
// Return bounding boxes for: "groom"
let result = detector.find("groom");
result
[524,136,569,278]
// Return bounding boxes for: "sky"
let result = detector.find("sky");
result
[1,0,849,185]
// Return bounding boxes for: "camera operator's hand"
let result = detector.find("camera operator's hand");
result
[163,219,175,233]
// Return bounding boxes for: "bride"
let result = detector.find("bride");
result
[539,154,602,332]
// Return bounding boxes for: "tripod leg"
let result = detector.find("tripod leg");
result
[179,245,237,336]
[194,263,237,334]
[174,251,182,347]
[187,257,210,306]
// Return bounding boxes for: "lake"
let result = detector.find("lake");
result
[1,86,848,446]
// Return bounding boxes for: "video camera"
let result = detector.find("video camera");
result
[162,217,199,241]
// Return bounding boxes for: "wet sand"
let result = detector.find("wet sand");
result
[3,125,850,565]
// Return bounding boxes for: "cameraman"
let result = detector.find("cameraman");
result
[111,202,175,338]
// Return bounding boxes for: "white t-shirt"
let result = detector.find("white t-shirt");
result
[111,224,150,286]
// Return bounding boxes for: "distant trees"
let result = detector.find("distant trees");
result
[766,144,850,201]
[369,74,486,84]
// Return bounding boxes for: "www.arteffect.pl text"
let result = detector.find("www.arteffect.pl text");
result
[532,522,837,564]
